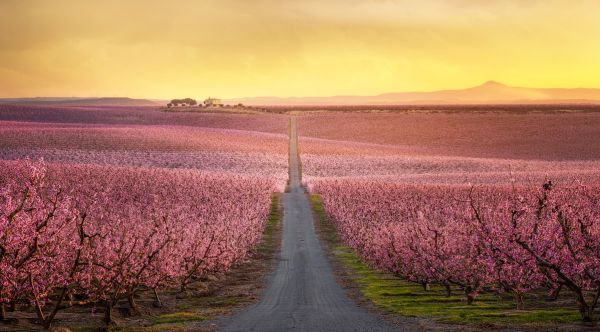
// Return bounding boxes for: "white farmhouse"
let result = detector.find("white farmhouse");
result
[203,97,223,107]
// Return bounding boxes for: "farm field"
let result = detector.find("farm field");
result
[298,112,600,328]
[0,106,289,191]
[4,1,600,330]
[1,106,599,331]
[298,112,600,160]
[0,122,288,191]
[298,112,600,187]
[0,104,287,134]
[0,105,288,330]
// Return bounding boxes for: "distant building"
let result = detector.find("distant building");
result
[203,97,223,107]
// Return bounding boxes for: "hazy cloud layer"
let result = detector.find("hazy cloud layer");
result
[1,0,599,98]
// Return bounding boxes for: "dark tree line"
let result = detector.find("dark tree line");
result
[167,98,196,107]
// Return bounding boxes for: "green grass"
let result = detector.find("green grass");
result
[103,312,207,332]
[255,194,281,253]
[151,312,208,324]
[70,327,101,332]
[175,295,245,310]
[109,322,193,332]
[310,194,582,327]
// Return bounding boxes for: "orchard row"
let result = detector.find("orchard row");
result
[0,160,275,327]
[313,179,600,321]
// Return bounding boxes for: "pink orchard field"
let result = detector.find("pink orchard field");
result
[298,113,600,322]
[311,179,600,321]
[1,105,600,328]
[0,120,289,191]
[0,106,289,328]
[0,160,275,326]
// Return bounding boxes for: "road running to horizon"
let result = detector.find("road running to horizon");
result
[221,116,400,331]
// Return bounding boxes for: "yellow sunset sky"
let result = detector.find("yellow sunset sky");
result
[1,0,599,99]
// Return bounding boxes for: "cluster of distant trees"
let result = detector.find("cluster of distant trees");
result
[167,98,196,107]
[166,98,247,109]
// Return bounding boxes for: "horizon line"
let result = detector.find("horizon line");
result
[3,80,600,101]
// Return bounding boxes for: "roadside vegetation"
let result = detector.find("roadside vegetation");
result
[310,194,596,331]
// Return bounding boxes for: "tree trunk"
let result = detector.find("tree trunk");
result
[153,289,163,308]
[0,303,5,321]
[33,300,46,328]
[590,287,600,313]
[42,319,52,330]
[575,290,592,322]
[579,304,592,322]
[43,287,68,328]
[127,294,139,316]
[514,292,525,310]
[104,302,115,326]
[421,282,430,291]
[465,286,475,305]
[546,284,562,302]
[444,284,452,297]
[466,294,475,305]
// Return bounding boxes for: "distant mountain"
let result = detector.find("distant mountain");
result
[224,81,600,106]
[0,97,159,107]
[4,82,600,107]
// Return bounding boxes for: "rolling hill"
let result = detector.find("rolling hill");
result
[0,97,159,107]
[225,81,600,106]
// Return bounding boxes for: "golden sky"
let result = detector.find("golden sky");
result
[1,0,600,99]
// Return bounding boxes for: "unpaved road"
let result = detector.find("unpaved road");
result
[221,116,399,331]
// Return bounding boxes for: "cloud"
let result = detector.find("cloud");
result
[0,0,599,98]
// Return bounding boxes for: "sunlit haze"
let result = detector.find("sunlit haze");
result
[1,0,600,99]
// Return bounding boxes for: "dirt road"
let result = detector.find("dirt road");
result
[221,116,399,331]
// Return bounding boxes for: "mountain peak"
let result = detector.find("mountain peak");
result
[480,80,506,88]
